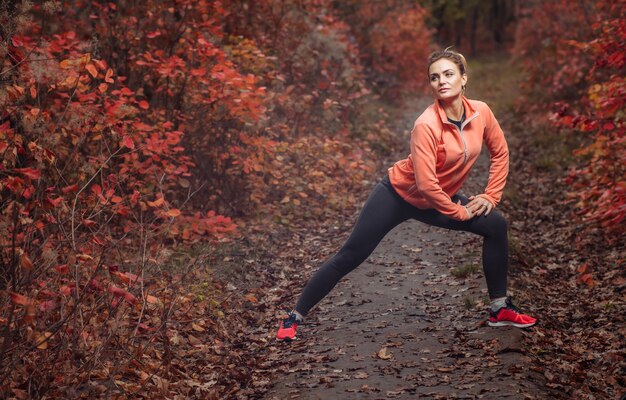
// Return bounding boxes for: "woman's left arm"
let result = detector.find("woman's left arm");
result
[475,104,509,208]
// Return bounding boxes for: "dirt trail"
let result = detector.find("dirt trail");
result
[263,91,547,398]
[263,163,544,399]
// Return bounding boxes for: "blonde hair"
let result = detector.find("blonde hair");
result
[427,46,468,92]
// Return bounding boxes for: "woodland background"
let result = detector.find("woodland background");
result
[0,0,623,398]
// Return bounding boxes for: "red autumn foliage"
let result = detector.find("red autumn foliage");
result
[331,0,434,93]
[0,0,428,397]
[513,0,626,241]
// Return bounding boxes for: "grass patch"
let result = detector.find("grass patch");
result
[534,154,558,171]
[451,263,480,278]
[463,296,477,310]
[462,250,480,258]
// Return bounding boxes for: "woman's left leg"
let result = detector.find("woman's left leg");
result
[409,195,536,327]
[409,194,508,299]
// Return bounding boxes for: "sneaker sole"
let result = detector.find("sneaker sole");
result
[276,336,297,342]
[488,321,536,328]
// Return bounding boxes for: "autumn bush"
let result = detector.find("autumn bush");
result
[67,0,400,221]
[512,0,626,241]
[0,0,435,397]
[0,2,240,397]
[331,0,434,94]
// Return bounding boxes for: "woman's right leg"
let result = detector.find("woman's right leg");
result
[293,180,411,316]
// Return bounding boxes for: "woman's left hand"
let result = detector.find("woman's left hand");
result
[466,195,494,217]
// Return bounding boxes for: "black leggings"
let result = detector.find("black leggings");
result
[294,176,509,316]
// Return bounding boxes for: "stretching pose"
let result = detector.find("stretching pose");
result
[276,48,537,342]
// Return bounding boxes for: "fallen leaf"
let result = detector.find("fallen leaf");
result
[377,347,393,360]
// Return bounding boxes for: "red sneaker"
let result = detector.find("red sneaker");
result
[276,312,299,342]
[488,298,537,328]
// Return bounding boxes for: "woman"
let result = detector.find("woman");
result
[276,48,537,342]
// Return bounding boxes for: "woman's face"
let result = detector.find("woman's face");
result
[428,58,467,101]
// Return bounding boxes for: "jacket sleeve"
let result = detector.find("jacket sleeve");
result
[479,105,509,206]
[411,122,469,221]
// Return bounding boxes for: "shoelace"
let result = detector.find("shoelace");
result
[504,299,523,313]
[492,299,522,316]
[282,314,298,328]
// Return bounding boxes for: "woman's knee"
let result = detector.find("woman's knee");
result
[332,245,369,273]
[484,212,508,237]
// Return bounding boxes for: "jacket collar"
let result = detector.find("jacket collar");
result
[434,96,477,124]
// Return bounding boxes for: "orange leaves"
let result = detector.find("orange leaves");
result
[14,167,41,180]
[147,197,165,207]
[108,285,138,304]
[165,209,181,217]
[7,292,37,327]
[9,291,32,306]
[76,253,94,262]
[61,184,79,194]
[104,68,114,83]
[208,63,267,121]
[20,253,33,271]
[132,121,152,132]
[121,135,135,149]
[145,294,160,305]
[85,63,98,78]
[111,270,142,285]
[57,54,115,96]
[577,264,595,288]
[244,294,258,303]
[54,264,69,274]
[145,196,183,219]
[190,68,206,77]
[59,285,73,296]
[5,85,25,100]
[34,332,53,350]
[59,53,91,69]
[45,196,63,208]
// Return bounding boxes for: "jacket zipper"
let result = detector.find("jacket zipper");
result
[444,112,479,164]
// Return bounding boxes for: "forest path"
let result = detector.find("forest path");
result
[263,55,546,399]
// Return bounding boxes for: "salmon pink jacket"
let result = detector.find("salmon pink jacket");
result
[388,96,509,221]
